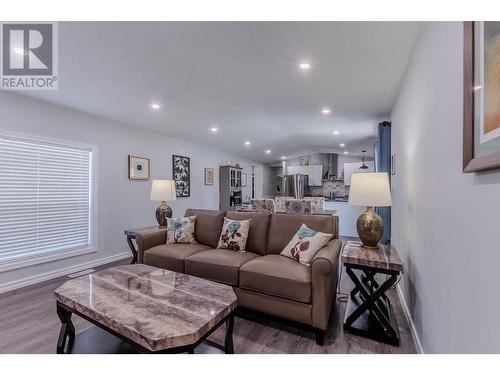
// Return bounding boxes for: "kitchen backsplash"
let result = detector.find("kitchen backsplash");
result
[310,180,349,198]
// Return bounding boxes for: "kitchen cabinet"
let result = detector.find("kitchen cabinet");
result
[229,169,242,188]
[286,165,301,175]
[286,165,323,186]
[307,165,323,186]
[343,161,374,185]
[220,166,243,211]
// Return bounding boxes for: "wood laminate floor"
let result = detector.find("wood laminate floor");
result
[0,251,417,354]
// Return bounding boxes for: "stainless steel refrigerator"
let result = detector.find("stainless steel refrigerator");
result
[282,174,309,199]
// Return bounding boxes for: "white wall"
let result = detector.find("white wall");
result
[391,22,500,353]
[0,92,262,289]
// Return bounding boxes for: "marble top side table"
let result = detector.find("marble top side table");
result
[341,241,403,346]
[124,226,166,264]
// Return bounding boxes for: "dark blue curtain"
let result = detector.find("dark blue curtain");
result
[375,121,391,244]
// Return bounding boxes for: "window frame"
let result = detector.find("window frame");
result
[0,130,99,272]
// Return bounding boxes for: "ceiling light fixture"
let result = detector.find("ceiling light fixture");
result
[281,156,286,160]
[321,108,331,115]
[150,103,160,110]
[343,151,349,155]
[333,131,339,135]
[265,149,271,154]
[359,150,369,169]
[299,62,310,70]
[244,141,251,146]
[340,143,345,147]
[210,127,218,133]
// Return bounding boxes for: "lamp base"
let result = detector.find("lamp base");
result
[356,206,384,250]
[360,243,380,251]
[156,201,172,228]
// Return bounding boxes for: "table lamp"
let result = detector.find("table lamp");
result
[348,172,392,250]
[150,180,176,228]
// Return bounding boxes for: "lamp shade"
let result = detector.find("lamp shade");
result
[348,172,392,207]
[150,180,177,202]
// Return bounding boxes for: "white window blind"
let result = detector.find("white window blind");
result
[0,135,93,266]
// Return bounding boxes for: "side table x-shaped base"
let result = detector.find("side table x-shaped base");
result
[344,265,400,346]
[341,241,403,347]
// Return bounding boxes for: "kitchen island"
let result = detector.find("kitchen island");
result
[324,199,364,237]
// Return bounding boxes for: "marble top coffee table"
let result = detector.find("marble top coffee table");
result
[54,264,237,354]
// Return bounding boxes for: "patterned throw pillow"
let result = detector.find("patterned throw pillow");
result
[284,199,312,214]
[217,218,251,252]
[280,224,332,266]
[166,216,197,244]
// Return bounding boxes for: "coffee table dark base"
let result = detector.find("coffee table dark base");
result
[65,326,226,354]
[343,265,400,346]
[56,301,235,354]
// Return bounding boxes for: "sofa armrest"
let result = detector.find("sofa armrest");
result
[135,230,167,264]
[311,238,342,330]
[312,238,342,275]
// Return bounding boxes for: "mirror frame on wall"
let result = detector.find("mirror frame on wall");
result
[463,21,500,173]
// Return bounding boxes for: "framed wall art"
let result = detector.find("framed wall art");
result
[204,168,214,185]
[128,155,151,180]
[172,155,190,197]
[464,21,500,172]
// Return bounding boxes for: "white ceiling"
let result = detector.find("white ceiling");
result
[22,22,419,163]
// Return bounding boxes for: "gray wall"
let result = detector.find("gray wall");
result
[391,22,500,353]
[0,92,262,290]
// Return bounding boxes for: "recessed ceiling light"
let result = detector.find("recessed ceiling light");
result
[265,149,271,154]
[13,47,24,55]
[321,108,331,115]
[343,151,349,155]
[333,130,339,135]
[244,141,251,146]
[340,143,345,147]
[210,127,218,133]
[299,62,310,70]
[150,103,160,110]
[281,156,286,160]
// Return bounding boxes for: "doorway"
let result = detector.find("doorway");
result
[252,165,263,199]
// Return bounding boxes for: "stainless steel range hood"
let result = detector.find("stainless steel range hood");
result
[314,153,338,180]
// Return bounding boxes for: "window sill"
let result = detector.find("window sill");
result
[0,246,97,273]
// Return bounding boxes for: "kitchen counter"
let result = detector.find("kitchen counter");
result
[324,197,348,203]
[324,200,364,237]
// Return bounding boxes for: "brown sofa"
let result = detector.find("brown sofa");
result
[136,208,342,345]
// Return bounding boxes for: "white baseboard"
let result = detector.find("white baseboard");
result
[0,252,130,294]
[396,284,424,354]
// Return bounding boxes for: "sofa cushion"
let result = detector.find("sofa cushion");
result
[281,224,332,266]
[166,216,197,244]
[217,217,251,251]
[143,243,212,273]
[185,249,259,286]
[266,213,335,254]
[225,211,271,255]
[185,209,226,248]
[239,254,311,303]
